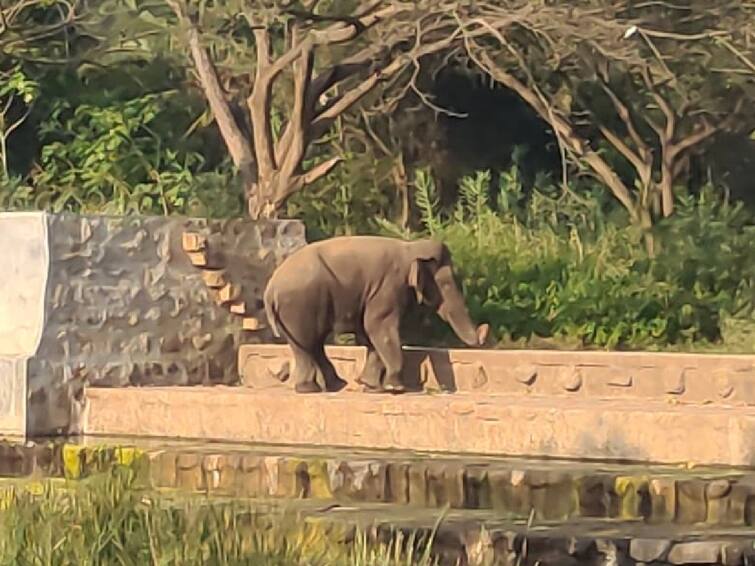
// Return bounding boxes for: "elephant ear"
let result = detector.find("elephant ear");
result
[408,239,445,304]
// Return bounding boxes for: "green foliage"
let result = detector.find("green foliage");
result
[384,167,755,351]
[0,66,40,178]
[0,467,438,565]
[288,149,393,240]
[5,92,243,217]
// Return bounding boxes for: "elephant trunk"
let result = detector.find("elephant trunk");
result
[436,273,487,347]
[445,305,486,347]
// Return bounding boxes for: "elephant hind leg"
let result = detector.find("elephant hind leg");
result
[315,345,347,392]
[288,342,323,393]
[274,315,324,393]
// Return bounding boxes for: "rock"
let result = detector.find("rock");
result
[721,543,746,566]
[629,538,671,562]
[667,542,720,564]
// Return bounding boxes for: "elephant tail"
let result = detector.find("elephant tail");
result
[263,285,282,338]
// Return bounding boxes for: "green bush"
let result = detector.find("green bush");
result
[1,92,244,218]
[380,167,755,351]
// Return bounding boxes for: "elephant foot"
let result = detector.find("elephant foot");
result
[361,384,389,394]
[382,375,406,393]
[325,376,348,393]
[356,378,386,394]
[295,381,323,394]
[355,375,381,390]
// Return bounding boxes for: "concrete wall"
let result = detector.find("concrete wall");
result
[0,212,305,438]
[0,213,49,439]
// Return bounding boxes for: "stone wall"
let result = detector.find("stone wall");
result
[0,212,305,437]
[240,345,755,404]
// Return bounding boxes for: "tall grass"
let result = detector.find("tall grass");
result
[380,166,754,350]
[0,468,439,566]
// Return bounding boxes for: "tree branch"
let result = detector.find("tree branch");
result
[167,0,255,181]
[468,42,638,221]
[279,42,315,183]
[249,27,277,179]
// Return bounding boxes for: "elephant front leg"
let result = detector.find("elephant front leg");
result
[364,312,406,393]
[354,331,386,391]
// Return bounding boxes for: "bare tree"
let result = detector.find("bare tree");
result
[164,0,470,219]
[454,0,754,236]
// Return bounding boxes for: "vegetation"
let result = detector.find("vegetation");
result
[382,165,754,350]
[0,0,753,351]
[0,467,438,565]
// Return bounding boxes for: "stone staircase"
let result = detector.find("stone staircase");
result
[181,230,269,333]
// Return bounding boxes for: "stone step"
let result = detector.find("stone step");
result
[239,345,755,408]
[2,464,753,566]
[146,495,755,566]
[4,437,755,529]
[264,499,755,566]
[84,386,755,467]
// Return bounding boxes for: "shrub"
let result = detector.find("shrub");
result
[379,167,755,351]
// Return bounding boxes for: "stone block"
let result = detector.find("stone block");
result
[426,462,465,509]
[242,317,265,331]
[182,232,207,252]
[577,475,612,518]
[237,455,267,497]
[147,451,176,488]
[667,541,720,564]
[274,457,310,499]
[747,495,755,525]
[216,283,241,304]
[489,469,531,515]
[676,480,708,524]
[629,538,671,563]
[408,464,428,507]
[614,475,650,520]
[201,269,226,288]
[335,461,386,503]
[463,466,491,509]
[175,453,204,490]
[529,472,577,521]
[201,454,224,491]
[649,478,677,523]
[386,463,410,504]
[706,483,748,526]
[229,301,246,314]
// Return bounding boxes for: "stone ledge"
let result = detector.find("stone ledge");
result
[18,437,752,527]
[84,387,755,468]
[240,344,755,406]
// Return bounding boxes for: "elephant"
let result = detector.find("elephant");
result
[263,235,489,393]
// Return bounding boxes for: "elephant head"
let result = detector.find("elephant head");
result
[407,239,489,347]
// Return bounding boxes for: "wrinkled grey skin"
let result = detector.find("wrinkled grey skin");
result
[263,236,488,394]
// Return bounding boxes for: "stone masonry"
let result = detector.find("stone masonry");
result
[0,212,305,438]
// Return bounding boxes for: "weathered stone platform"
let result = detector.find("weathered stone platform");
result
[240,345,755,406]
[84,385,755,468]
